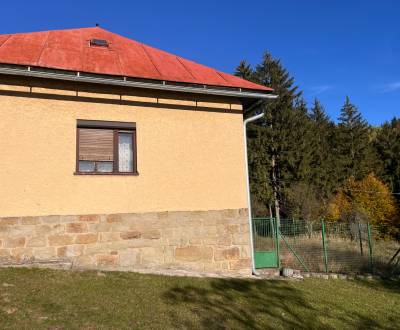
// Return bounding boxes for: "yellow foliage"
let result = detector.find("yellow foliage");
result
[327,191,349,221]
[327,174,399,227]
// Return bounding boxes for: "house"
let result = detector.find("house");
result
[0,27,273,275]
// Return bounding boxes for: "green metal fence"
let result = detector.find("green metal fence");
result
[253,217,400,276]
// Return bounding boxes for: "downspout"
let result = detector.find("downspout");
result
[243,112,265,276]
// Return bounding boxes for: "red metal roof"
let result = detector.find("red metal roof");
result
[0,27,272,92]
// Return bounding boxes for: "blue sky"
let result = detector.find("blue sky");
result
[1,0,399,125]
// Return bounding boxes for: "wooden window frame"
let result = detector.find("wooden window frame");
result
[75,120,138,176]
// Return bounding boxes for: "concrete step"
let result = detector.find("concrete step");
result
[256,268,281,278]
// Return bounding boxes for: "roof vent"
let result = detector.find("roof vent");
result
[90,39,109,47]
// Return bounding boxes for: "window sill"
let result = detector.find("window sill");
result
[74,172,139,176]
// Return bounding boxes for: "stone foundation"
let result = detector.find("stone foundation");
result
[0,209,252,275]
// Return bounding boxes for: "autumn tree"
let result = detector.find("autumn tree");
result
[327,174,399,236]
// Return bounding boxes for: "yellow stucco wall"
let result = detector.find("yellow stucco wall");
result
[0,79,248,217]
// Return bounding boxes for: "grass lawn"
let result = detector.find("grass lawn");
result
[0,268,399,329]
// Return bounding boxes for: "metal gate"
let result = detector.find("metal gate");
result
[252,218,279,268]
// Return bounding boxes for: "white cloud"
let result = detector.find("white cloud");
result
[378,81,400,93]
[308,85,333,96]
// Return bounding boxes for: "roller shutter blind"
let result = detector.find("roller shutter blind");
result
[78,128,114,161]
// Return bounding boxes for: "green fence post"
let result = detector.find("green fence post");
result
[275,218,281,268]
[358,222,364,256]
[292,218,296,245]
[321,219,329,273]
[367,223,374,274]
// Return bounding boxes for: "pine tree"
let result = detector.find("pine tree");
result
[308,99,337,197]
[238,51,312,218]
[310,99,330,123]
[337,96,375,181]
[374,117,400,202]
[253,52,301,104]
[234,60,255,81]
[235,53,397,223]
[247,124,274,216]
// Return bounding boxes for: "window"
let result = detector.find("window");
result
[90,39,109,47]
[76,120,137,175]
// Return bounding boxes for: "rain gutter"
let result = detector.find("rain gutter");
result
[0,65,277,100]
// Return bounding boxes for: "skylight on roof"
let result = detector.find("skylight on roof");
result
[90,39,109,47]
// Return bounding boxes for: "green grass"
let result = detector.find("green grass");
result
[0,268,399,329]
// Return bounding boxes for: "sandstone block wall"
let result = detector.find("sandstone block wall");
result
[0,209,252,275]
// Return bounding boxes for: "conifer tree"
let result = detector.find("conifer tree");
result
[337,96,375,180]
[235,52,398,224]
[374,117,400,202]
[308,99,337,197]
[237,52,308,217]
[234,60,254,81]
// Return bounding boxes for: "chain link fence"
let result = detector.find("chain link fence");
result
[257,218,400,276]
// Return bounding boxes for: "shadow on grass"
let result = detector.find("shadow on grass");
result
[163,278,400,330]
[164,279,310,330]
[357,278,400,294]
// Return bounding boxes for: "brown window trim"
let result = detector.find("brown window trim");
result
[77,120,136,130]
[74,172,139,176]
[75,120,138,175]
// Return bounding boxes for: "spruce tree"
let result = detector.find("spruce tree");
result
[235,53,397,222]
[247,124,274,216]
[308,99,337,197]
[237,51,311,217]
[337,96,375,181]
[235,51,399,221]
[234,60,254,81]
[374,117,400,202]
[310,99,330,123]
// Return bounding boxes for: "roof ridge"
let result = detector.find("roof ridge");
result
[0,34,11,49]
[176,56,197,81]
[214,69,231,84]
[140,43,163,78]
[37,31,51,66]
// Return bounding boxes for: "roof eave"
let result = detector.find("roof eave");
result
[0,64,277,100]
